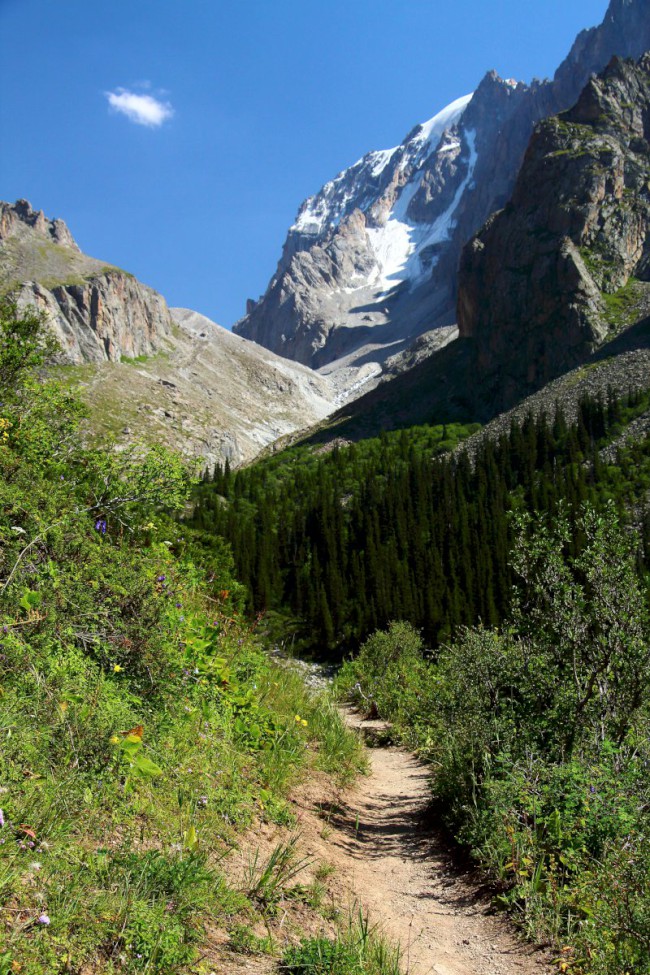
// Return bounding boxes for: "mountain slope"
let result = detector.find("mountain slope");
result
[458,52,650,412]
[0,199,359,467]
[68,307,345,469]
[234,0,650,371]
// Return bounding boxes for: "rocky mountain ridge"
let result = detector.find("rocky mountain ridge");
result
[0,200,363,467]
[458,52,650,412]
[70,307,346,469]
[234,0,650,371]
[0,200,176,363]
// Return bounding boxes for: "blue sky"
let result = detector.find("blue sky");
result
[0,0,609,328]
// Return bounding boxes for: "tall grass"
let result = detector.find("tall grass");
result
[282,908,402,975]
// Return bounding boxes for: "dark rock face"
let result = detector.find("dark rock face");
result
[235,0,650,370]
[457,54,650,411]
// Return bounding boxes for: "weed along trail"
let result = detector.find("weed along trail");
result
[292,708,551,975]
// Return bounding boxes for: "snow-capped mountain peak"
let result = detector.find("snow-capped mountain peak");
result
[235,0,650,371]
[291,92,472,239]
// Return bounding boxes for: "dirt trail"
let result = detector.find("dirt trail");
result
[215,706,552,974]
[303,709,551,975]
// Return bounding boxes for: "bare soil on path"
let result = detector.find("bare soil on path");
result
[214,708,552,974]
[318,709,551,975]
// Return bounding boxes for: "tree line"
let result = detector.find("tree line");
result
[188,390,650,655]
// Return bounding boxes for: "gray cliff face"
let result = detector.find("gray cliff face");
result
[234,0,650,370]
[457,54,650,412]
[71,307,347,471]
[17,275,174,364]
[0,200,174,364]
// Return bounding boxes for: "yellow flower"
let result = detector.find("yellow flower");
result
[113,664,123,673]
[301,719,308,727]
[294,715,301,723]
[109,735,120,745]
[59,701,68,713]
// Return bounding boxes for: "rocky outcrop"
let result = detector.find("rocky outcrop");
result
[0,199,174,363]
[0,199,79,250]
[235,0,650,371]
[17,274,175,364]
[457,54,650,412]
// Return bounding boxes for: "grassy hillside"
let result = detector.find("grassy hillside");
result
[0,303,370,975]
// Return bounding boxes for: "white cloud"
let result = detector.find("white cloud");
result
[106,88,174,128]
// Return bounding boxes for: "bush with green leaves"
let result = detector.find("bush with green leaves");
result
[338,501,650,971]
[335,620,432,732]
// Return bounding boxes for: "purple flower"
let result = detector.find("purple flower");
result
[157,575,166,582]
[94,518,107,535]
[175,602,182,609]
[37,913,50,925]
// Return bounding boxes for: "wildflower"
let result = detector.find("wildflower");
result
[94,518,107,535]
[0,809,4,827]
[175,602,182,609]
[109,735,120,745]
[301,719,308,727]
[157,575,166,582]
[113,664,123,673]
[295,715,301,723]
[37,913,50,925]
